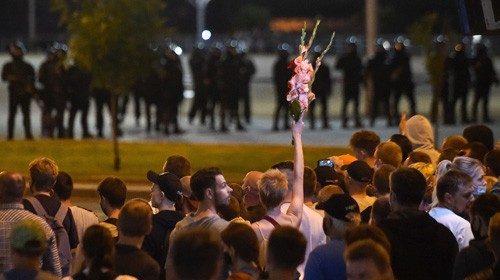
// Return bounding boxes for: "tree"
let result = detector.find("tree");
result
[52,0,166,170]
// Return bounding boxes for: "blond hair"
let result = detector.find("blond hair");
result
[258,169,288,210]
[29,157,58,191]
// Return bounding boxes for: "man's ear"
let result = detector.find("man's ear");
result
[205,187,214,200]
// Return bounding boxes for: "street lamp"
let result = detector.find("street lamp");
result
[188,0,212,44]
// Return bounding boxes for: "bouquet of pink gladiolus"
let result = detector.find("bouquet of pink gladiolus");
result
[287,20,335,122]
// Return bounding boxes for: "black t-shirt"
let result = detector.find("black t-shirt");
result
[22,194,79,249]
[115,244,160,280]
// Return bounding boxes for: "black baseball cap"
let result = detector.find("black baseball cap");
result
[343,160,373,183]
[147,170,183,202]
[316,194,360,222]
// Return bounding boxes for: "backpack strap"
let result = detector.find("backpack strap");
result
[262,215,281,228]
[54,204,69,225]
[25,197,48,217]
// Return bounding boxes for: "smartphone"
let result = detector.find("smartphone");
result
[317,159,334,168]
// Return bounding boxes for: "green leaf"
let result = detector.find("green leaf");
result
[289,100,302,122]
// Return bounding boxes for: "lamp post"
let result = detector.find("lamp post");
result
[189,0,212,44]
[365,0,378,116]
[28,0,36,43]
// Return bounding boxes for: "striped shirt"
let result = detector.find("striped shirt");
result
[0,203,62,277]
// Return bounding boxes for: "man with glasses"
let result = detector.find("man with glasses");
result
[429,170,475,250]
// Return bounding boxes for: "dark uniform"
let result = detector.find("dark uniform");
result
[1,42,35,140]
[238,52,256,124]
[366,47,392,126]
[272,49,293,131]
[389,42,416,120]
[309,52,332,129]
[471,44,498,123]
[448,42,471,124]
[218,47,244,132]
[205,48,222,130]
[336,43,363,128]
[161,50,184,134]
[93,87,112,138]
[427,39,450,124]
[188,47,208,125]
[65,64,92,138]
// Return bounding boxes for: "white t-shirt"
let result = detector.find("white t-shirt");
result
[351,194,376,212]
[281,203,327,280]
[429,206,474,251]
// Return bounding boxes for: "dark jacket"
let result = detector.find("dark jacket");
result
[452,239,495,280]
[115,244,160,280]
[380,209,458,280]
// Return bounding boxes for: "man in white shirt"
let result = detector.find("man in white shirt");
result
[429,170,475,250]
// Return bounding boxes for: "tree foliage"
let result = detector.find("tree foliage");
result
[52,0,166,93]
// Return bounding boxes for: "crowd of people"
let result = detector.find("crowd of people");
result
[0,111,499,279]
[2,37,498,140]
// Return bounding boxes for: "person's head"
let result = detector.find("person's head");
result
[442,135,468,151]
[218,195,241,221]
[370,196,391,226]
[345,224,391,254]
[374,142,402,169]
[389,134,413,163]
[221,222,259,266]
[303,166,317,199]
[344,160,374,193]
[117,198,153,237]
[344,240,393,280]
[162,155,191,178]
[461,142,489,162]
[190,167,232,207]
[171,228,223,280]
[408,162,435,187]
[316,194,361,239]
[81,225,115,274]
[435,170,474,214]
[349,130,381,161]
[7,41,25,59]
[317,184,345,203]
[53,171,73,201]
[267,226,307,272]
[147,170,183,209]
[258,169,288,210]
[389,167,427,210]
[10,220,47,264]
[488,213,500,258]
[241,171,263,208]
[403,115,435,147]
[484,149,500,177]
[271,161,294,189]
[372,164,396,196]
[463,125,494,151]
[438,148,461,163]
[0,171,26,204]
[404,151,432,166]
[97,176,127,215]
[470,194,500,240]
[451,156,487,193]
[28,157,58,192]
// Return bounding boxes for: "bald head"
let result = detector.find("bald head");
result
[242,171,263,208]
[0,172,26,203]
[242,171,263,191]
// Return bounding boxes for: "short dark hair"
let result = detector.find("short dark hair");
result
[29,157,58,191]
[470,193,500,226]
[221,222,259,263]
[390,167,427,207]
[406,151,432,165]
[82,225,115,274]
[0,172,25,203]
[466,142,489,162]
[345,224,391,253]
[463,125,494,151]
[438,148,460,163]
[350,130,381,157]
[171,228,223,280]
[117,199,152,237]
[271,161,294,171]
[53,171,73,201]
[436,170,472,202]
[97,177,127,209]
[303,166,317,198]
[373,164,396,196]
[484,150,500,177]
[344,240,392,275]
[390,134,413,162]
[268,226,307,270]
[190,167,223,201]
[163,155,191,178]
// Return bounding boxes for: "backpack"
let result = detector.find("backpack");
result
[26,197,72,274]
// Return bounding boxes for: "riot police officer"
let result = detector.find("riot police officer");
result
[161,48,185,135]
[1,41,35,140]
[65,62,92,138]
[389,40,416,120]
[309,50,332,129]
[188,45,208,125]
[471,43,498,123]
[336,41,363,128]
[272,46,293,131]
[366,43,392,127]
[448,42,471,124]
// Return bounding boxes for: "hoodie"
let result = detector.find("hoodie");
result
[404,115,441,164]
[380,209,458,280]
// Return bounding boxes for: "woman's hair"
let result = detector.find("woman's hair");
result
[451,156,485,180]
[258,169,288,210]
[221,222,259,264]
[82,225,115,278]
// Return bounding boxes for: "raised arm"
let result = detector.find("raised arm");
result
[286,117,304,226]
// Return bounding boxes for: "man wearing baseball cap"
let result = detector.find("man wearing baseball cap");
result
[143,170,185,279]
[304,194,360,280]
[343,160,375,223]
